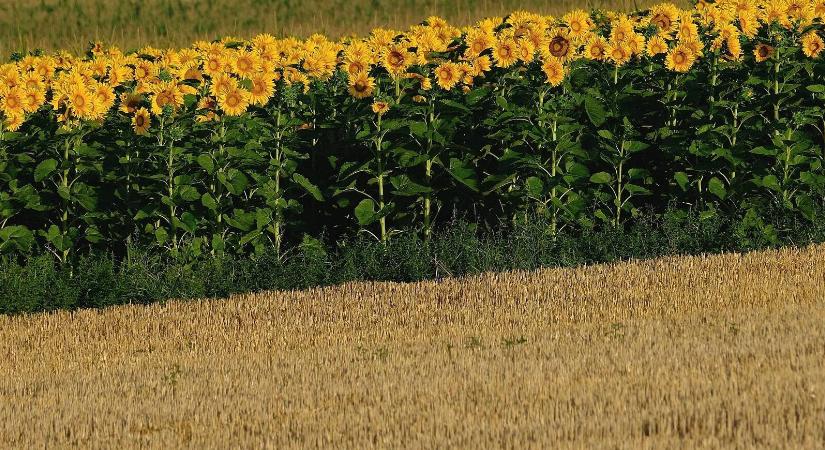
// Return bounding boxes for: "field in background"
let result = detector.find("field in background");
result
[0,0,680,57]
[2,245,824,448]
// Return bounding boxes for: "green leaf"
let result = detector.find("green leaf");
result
[525,176,544,197]
[707,177,727,200]
[674,172,689,191]
[761,175,781,192]
[292,173,324,201]
[354,199,376,226]
[389,174,432,196]
[0,225,33,252]
[34,159,58,183]
[589,172,613,184]
[624,141,649,153]
[807,84,825,93]
[196,154,215,174]
[584,95,606,127]
[797,194,816,221]
[201,193,218,211]
[466,87,490,105]
[624,183,651,195]
[445,158,479,192]
[178,186,200,202]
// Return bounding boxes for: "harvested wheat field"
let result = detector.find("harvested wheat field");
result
[2,245,825,448]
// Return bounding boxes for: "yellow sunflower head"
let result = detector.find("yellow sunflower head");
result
[649,3,679,34]
[562,9,593,38]
[249,74,275,106]
[543,28,573,61]
[434,62,460,90]
[584,36,608,61]
[646,36,669,56]
[381,43,412,78]
[801,32,825,58]
[541,57,566,87]
[665,44,697,72]
[607,41,632,66]
[371,100,390,116]
[218,86,250,116]
[492,38,519,68]
[754,43,775,62]
[1,87,25,118]
[132,107,151,135]
[347,71,375,99]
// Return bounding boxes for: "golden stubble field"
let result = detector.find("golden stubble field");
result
[0,0,686,57]
[2,245,825,448]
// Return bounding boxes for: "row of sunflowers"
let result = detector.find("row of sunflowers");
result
[1,0,825,261]
[1,0,824,131]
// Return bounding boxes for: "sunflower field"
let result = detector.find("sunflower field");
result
[1,0,825,262]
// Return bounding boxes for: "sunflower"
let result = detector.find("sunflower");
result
[0,87,24,118]
[108,64,133,85]
[150,81,184,115]
[786,0,815,23]
[343,57,370,76]
[628,33,647,55]
[738,12,760,37]
[725,36,743,61]
[543,28,573,60]
[119,92,144,114]
[754,43,775,62]
[21,88,45,113]
[464,29,494,57]
[93,83,116,114]
[381,43,412,78]
[646,36,669,56]
[434,62,460,90]
[133,60,158,82]
[228,51,257,79]
[344,41,373,63]
[802,32,825,58]
[132,107,151,135]
[610,16,635,43]
[371,101,390,116]
[209,73,236,97]
[492,38,519,68]
[816,0,825,19]
[203,52,228,77]
[347,71,375,99]
[249,74,275,105]
[676,13,699,41]
[34,57,57,81]
[541,57,566,87]
[665,44,696,72]
[3,112,23,132]
[562,9,593,38]
[649,3,679,34]
[217,86,250,116]
[303,42,339,80]
[517,39,536,62]
[67,85,93,119]
[584,36,609,60]
[472,55,492,75]
[607,41,632,66]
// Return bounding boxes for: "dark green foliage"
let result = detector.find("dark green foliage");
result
[3,206,825,315]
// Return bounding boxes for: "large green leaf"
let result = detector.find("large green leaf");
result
[589,172,613,184]
[584,95,606,127]
[707,177,727,200]
[293,173,324,201]
[34,159,58,183]
[354,199,376,226]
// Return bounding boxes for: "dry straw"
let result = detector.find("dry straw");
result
[1,244,824,448]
